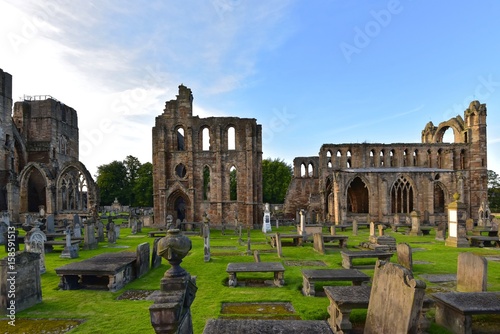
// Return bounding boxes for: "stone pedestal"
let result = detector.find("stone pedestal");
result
[445,194,469,248]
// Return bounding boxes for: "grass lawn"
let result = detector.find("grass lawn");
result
[1,222,500,334]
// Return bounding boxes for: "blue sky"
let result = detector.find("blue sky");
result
[1,0,499,177]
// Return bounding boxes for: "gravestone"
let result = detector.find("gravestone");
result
[203,223,210,262]
[313,233,325,255]
[457,252,487,292]
[73,214,80,226]
[137,218,142,233]
[299,210,306,236]
[136,242,150,278]
[131,219,138,234]
[397,242,413,271]
[253,250,261,263]
[0,222,7,245]
[246,229,251,255]
[465,218,474,232]
[73,221,82,239]
[377,224,384,236]
[97,220,104,242]
[114,224,121,239]
[46,214,55,234]
[352,219,358,236]
[83,220,98,250]
[262,203,272,233]
[409,211,422,236]
[60,226,79,259]
[369,222,376,238]
[275,233,283,258]
[1,252,42,314]
[151,238,162,269]
[107,221,116,244]
[364,261,426,334]
[25,227,47,274]
[435,221,446,241]
[330,225,336,236]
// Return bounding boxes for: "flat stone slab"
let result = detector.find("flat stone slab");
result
[203,319,333,334]
[55,252,137,275]
[302,269,370,282]
[221,302,296,316]
[227,262,285,273]
[324,285,372,306]
[433,292,500,314]
[284,260,326,267]
[420,274,456,283]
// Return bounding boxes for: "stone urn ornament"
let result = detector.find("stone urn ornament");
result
[157,228,192,278]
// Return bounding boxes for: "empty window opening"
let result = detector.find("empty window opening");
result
[229,166,237,200]
[202,128,210,151]
[228,126,235,150]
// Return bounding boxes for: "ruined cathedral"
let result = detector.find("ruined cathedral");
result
[0,68,98,223]
[152,85,262,226]
[284,101,488,225]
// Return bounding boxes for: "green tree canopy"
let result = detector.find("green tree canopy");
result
[262,158,292,204]
[96,156,153,207]
[488,169,500,212]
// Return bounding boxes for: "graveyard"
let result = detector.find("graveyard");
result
[1,214,500,333]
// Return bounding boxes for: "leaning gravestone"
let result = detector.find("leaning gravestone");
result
[313,233,325,255]
[457,252,487,292]
[397,242,413,271]
[364,261,426,334]
[151,238,162,269]
[135,242,150,278]
[1,252,42,314]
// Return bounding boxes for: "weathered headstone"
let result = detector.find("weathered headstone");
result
[369,222,376,237]
[131,219,138,235]
[25,227,47,274]
[107,221,116,244]
[73,214,80,226]
[364,261,426,334]
[73,221,82,239]
[299,209,306,236]
[46,214,55,234]
[83,220,98,250]
[137,218,142,233]
[313,233,325,255]
[151,238,162,269]
[203,223,210,262]
[396,242,413,271]
[253,250,261,263]
[114,224,121,239]
[97,220,105,242]
[352,219,358,236]
[330,225,336,236]
[409,211,422,236]
[465,218,474,232]
[136,242,150,278]
[275,232,283,258]
[60,226,78,259]
[377,224,384,236]
[457,252,487,292]
[1,252,42,314]
[435,221,446,241]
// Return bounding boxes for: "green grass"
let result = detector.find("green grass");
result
[1,224,500,333]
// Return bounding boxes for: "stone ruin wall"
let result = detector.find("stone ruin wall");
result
[284,101,488,224]
[153,85,263,227]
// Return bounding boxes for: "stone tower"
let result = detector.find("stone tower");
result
[153,85,263,227]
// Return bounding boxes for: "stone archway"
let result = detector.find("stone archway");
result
[167,190,191,222]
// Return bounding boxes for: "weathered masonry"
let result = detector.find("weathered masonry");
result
[0,68,98,222]
[285,101,488,225]
[152,85,263,227]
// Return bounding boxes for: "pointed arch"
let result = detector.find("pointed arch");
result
[167,189,190,222]
[57,162,98,212]
[227,126,236,150]
[433,181,446,213]
[18,163,52,213]
[347,176,369,213]
[391,175,414,214]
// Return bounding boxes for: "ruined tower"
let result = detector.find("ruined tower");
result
[153,85,263,227]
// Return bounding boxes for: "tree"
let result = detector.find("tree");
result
[96,160,128,206]
[262,158,292,204]
[95,156,153,207]
[134,162,153,207]
[488,170,500,212]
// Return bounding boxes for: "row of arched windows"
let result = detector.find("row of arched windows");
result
[324,148,467,169]
[174,125,236,151]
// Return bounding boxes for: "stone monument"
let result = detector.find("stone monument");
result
[262,203,272,233]
[445,193,469,248]
[149,229,197,334]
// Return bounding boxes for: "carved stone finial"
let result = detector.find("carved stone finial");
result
[157,229,192,278]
